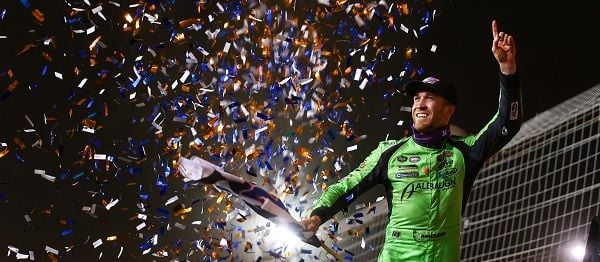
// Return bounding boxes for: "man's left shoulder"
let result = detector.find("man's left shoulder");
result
[449,135,476,148]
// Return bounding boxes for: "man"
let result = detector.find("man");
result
[301,20,522,261]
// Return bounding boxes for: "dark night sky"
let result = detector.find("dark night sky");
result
[423,0,600,133]
[1,0,599,260]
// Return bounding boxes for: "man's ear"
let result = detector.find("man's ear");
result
[446,105,456,116]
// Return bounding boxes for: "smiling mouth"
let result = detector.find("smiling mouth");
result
[415,113,429,119]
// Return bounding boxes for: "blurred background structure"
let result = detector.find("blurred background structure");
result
[460,84,600,261]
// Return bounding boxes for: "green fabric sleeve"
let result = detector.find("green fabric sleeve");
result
[310,140,400,222]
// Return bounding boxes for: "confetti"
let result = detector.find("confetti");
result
[92,239,103,248]
[0,0,442,259]
[44,246,58,255]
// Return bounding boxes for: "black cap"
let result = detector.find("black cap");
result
[404,76,458,105]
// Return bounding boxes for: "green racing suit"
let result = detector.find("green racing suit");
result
[310,74,522,261]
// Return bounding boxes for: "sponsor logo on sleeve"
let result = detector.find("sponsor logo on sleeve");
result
[510,102,519,120]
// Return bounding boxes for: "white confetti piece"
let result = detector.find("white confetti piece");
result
[8,245,20,253]
[400,24,409,33]
[97,12,106,21]
[216,2,224,12]
[86,26,95,35]
[346,104,353,112]
[105,199,119,210]
[179,70,190,83]
[197,46,210,56]
[223,42,231,53]
[78,78,88,88]
[44,246,59,255]
[165,196,179,206]
[54,72,63,79]
[92,239,103,248]
[36,170,56,182]
[347,145,358,152]
[300,78,313,85]
[359,78,368,90]
[82,127,95,134]
[136,222,146,231]
[354,68,362,81]
[255,126,268,136]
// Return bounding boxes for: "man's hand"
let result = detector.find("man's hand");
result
[301,215,322,232]
[491,20,517,75]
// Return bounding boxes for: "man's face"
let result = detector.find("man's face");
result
[412,91,455,132]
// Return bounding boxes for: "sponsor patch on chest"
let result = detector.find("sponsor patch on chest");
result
[396,172,419,179]
[408,156,421,163]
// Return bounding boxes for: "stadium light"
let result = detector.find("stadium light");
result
[267,224,305,249]
[569,242,586,261]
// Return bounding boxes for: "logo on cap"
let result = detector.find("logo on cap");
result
[422,77,440,85]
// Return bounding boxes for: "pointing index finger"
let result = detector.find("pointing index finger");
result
[492,20,498,38]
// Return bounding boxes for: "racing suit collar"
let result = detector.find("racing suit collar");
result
[411,125,451,149]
